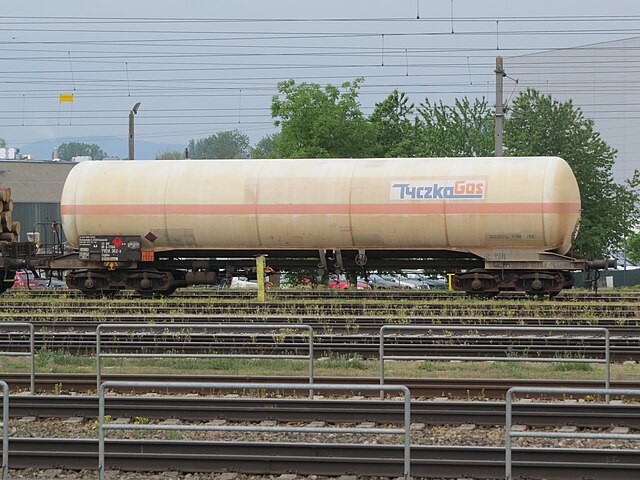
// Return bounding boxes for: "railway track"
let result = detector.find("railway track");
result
[5,287,639,302]
[4,395,640,428]
[1,299,639,319]
[0,330,637,361]
[5,438,640,479]
[0,373,635,397]
[2,314,640,331]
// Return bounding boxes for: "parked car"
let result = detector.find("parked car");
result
[368,274,417,289]
[229,277,274,289]
[230,277,258,289]
[367,274,397,289]
[13,271,66,289]
[328,275,371,290]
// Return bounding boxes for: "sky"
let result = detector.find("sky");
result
[2,0,640,162]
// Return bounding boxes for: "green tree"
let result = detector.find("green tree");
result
[271,78,372,158]
[57,142,107,161]
[155,149,184,160]
[505,88,638,258]
[413,97,494,157]
[251,133,281,159]
[0,138,5,148]
[188,130,251,159]
[626,232,640,265]
[368,90,418,157]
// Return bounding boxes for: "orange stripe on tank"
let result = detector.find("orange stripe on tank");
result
[60,202,580,216]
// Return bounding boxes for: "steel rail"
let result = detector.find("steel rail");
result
[3,395,640,428]
[0,304,638,319]
[2,373,640,398]
[5,438,640,478]
[3,332,640,361]
[5,288,640,302]
[4,313,640,328]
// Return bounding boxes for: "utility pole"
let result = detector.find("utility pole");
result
[495,56,505,157]
[128,102,141,160]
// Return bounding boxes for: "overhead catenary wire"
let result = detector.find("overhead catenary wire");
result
[2,12,640,153]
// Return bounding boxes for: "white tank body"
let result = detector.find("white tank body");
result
[60,156,581,257]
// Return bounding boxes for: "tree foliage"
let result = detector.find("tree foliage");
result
[368,90,417,157]
[413,97,494,157]
[252,133,281,159]
[155,149,184,160]
[57,142,107,161]
[0,138,5,148]
[188,130,251,159]
[504,88,638,258]
[626,232,640,265]
[271,78,372,158]
[268,78,637,257]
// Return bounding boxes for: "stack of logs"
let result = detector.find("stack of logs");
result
[0,188,19,242]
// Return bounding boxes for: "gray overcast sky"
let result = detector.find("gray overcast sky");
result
[2,0,640,156]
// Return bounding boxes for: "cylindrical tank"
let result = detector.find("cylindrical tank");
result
[60,156,581,255]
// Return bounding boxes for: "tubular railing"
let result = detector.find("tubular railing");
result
[505,386,640,480]
[0,380,8,480]
[96,323,315,396]
[98,381,411,480]
[379,325,610,400]
[0,323,34,394]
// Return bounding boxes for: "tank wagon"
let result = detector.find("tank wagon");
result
[0,156,614,296]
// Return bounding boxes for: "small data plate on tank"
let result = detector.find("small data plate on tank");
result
[78,235,141,262]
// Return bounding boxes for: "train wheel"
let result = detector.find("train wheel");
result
[516,271,564,297]
[451,270,500,295]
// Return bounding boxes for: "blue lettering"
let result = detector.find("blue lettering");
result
[392,183,409,199]
[424,186,433,199]
[393,181,486,200]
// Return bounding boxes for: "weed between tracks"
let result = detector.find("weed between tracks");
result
[0,348,635,383]
[1,289,639,384]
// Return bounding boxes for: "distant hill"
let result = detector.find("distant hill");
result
[18,136,186,161]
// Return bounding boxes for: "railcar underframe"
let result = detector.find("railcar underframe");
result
[0,239,613,297]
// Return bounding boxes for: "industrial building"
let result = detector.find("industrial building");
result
[0,160,75,242]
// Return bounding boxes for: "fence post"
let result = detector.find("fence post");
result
[98,382,105,480]
[28,324,35,394]
[379,326,386,400]
[505,387,514,480]
[308,326,314,399]
[0,381,8,480]
[96,325,102,393]
[605,330,610,403]
[403,384,411,480]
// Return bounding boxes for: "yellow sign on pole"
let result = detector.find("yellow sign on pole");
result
[59,94,74,103]
[256,255,266,302]
[447,273,455,291]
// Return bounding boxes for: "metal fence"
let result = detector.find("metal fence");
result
[505,386,640,480]
[0,323,34,394]
[0,380,8,480]
[98,381,411,480]
[379,325,610,399]
[96,323,315,396]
